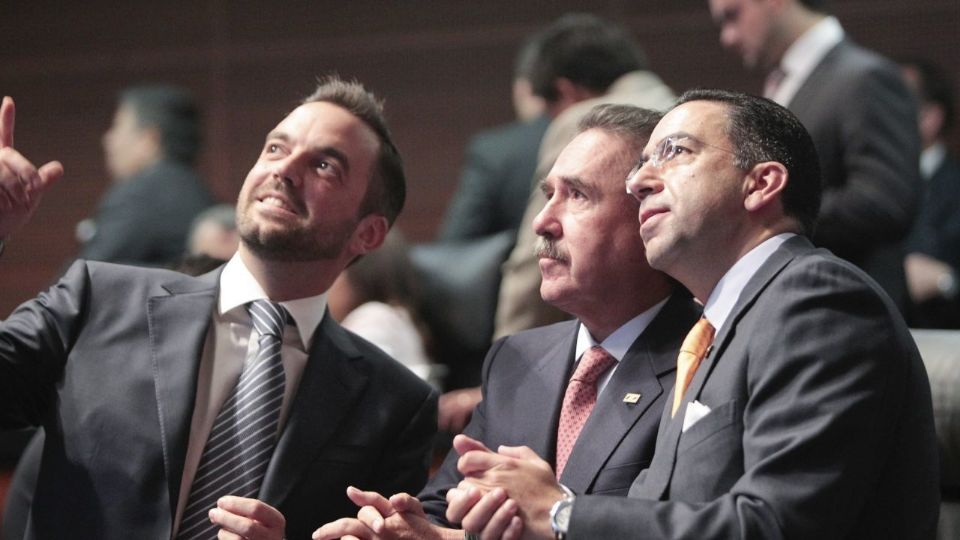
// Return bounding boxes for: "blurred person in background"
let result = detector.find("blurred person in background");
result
[77,84,216,266]
[901,58,960,328]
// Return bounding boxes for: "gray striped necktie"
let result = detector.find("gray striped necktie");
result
[177,299,290,540]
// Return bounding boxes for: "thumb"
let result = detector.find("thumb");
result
[497,444,540,461]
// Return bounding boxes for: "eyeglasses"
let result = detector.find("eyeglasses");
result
[626,136,742,180]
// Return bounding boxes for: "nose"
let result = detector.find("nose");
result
[720,26,738,49]
[625,162,661,203]
[271,153,302,187]
[532,195,561,240]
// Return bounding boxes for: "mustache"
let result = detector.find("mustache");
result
[256,178,306,214]
[534,237,569,263]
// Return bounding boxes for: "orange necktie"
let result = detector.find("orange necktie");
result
[671,318,715,417]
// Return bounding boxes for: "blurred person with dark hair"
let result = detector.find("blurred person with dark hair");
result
[437,32,550,242]
[77,84,216,266]
[0,75,435,540]
[901,59,960,328]
[708,0,921,311]
[328,230,436,385]
[176,203,241,276]
[495,12,675,339]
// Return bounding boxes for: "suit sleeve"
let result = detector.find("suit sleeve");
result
[0,261,87,428]
[569,258,933,539]
[812,60,921,257]
[418,337,508,525]
[437,136,503,241]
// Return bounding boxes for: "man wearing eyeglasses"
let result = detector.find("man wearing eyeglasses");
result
[443,90,938,540]
[707,0,921,314]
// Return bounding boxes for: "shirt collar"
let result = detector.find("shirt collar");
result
[575,296,671,362]
[219,253,328,349]
[703,233,795,333]
[920,143,947,180]
[772,16,844,105]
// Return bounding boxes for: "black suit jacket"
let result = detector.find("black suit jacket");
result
[0,261,437,540]
[420,294,699,525]
[570,237,939,539]
[437,116,549,241]
[788,40,921,309]
[79,159,216,266]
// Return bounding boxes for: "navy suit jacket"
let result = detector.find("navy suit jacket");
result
[0,261,437,540]
[420,294,699,525]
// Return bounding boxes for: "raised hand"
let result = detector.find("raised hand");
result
[0,96,64,242]
[207,496,286,540]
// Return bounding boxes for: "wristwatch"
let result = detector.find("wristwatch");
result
[549,485,576,540]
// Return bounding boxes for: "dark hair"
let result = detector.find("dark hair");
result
[302,75,406,226]
[577,104,662,150]
[121,85,201,165]
[677,89,822,235]
[902,58,956,137]
[799,0,828,11]
[527,13,648,103]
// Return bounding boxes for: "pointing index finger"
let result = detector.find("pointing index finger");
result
[1,97,15,149]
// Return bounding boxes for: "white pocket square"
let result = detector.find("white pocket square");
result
[682,400,711,433]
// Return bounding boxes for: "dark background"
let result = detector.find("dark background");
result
[1,0,957,314]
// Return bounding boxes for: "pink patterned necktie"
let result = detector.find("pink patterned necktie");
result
[555,346,616,478]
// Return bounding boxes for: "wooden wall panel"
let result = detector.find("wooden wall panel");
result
[0,0,957,314]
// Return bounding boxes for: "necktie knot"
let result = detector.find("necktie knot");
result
[571,346,616,385]
[679,317,715,359]
[247,300,290,340]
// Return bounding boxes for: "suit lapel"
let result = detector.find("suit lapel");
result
[637,238,812,499]
[559,295,698,493]
[259,314,369,506]
[148,269,220,518]
[513,324,578,460]
[785,41,844,114]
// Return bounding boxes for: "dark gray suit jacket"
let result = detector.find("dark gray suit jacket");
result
[437,116,550,242]
[570,236,940,539]
[0,261,437,540]
[420,294,700,525]
[789,39,920,309]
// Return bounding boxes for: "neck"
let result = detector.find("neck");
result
[238,244,343,301]
[578,286,672,343]
[768,6,826,69]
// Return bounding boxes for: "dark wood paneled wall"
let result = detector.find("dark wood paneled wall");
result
[1,0,957,314]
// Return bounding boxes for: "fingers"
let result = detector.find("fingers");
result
[496,445,540,461]
[445,484,484,525]
[209,496,285,540]
[388,492,424,516]
[457,448,508,477]
[313,517,376,540]
[37,160,64,189]
[346,486,394,518]
[1,97,14,149]
[454,488,518,539]
[502,515,524,540]
[453,434,493,456]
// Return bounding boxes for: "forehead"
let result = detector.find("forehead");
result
[648,101,730,148]
[551,128,636,188]
[272,101,379,166]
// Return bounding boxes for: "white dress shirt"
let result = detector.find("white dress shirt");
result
[768,17,845,106]
[574,296,670,396]
[173,253,328,535]
[703,234,796,334]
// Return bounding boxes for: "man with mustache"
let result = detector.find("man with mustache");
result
[0,77,436,540]
[444,90,938,540]
[313,104,699,540]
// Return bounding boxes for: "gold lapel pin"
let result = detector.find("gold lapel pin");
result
[623,393,642,404]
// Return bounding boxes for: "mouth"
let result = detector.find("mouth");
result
[639,207,667,227]
[534,238,569,264]
[255,190,302,216]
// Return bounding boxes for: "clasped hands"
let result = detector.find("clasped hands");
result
[313,434,564,540]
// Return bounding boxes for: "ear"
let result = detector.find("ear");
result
[743,161,788,213]
[138,126,164,161]
[552,78,598,112]
[349,213,389,256]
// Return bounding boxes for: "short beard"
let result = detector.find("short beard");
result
[534,236,569,264]
[238,215,357,262]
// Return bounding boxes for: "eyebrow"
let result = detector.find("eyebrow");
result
[265,130,351,176]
